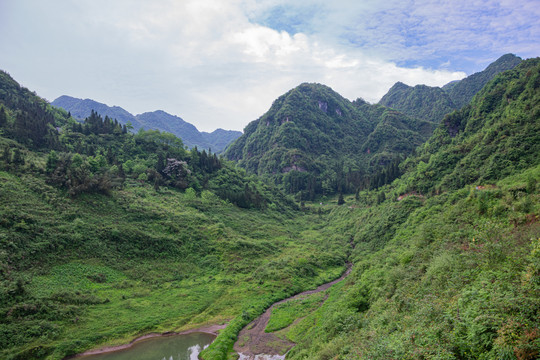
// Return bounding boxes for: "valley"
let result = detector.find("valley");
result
[0,55,538,360]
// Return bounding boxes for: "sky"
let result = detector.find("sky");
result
[0,1,538,132]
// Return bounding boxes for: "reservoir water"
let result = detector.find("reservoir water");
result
[77,332,216,360]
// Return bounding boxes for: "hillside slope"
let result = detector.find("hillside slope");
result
[260,57,540,360]
[378,54,522,124]
[135,110,208,149]
[444,53,522,108]
[402,57,540,195]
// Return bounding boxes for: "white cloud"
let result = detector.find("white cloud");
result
[1,0,536,132]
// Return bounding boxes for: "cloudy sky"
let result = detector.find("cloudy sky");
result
[1,1,538,132]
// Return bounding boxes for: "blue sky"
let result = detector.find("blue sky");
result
[0,0,538,131]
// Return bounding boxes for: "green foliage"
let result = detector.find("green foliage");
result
[0,165,348,359]
[282,166,539,360]
[379,81,457,122]
[225,83,432,198]
[445,54,522,109]
[401,57,540,195]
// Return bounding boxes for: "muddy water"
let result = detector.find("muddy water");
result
[77,332,215,360]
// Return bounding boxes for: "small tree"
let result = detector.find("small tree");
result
[12,148,24,166]
[2,146,11,163]
[0,106,7,128]
[46,150,59,173]
[163,158,191,189]
[338,192,345,205]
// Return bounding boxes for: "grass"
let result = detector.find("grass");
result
[281,165,540,360]
[0,166,349,360]
[266,292,326,333]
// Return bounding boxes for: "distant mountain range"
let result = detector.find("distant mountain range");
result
[51,96,242,152]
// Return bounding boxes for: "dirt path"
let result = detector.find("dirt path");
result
[233,265,352,359]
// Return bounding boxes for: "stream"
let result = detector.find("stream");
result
[70,266,351,360]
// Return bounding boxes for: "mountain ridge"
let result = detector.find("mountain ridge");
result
[225,82,434,198]
[51,95,241,152]
[379,82,457,123]
[378,54,522,123]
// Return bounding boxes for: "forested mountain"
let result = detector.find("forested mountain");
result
[274,56,540,360]
[443,53,522,108]
[401,57,540,194]
[225,83,434,198]
[379,54,522,124]
[378,82,456,122]
[51,96,241,152]
[136,110,199,140]
[51,95,142,129]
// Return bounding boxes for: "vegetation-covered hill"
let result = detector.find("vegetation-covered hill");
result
[401,57,540,195]
[51,95,242,152]
[379,54,522,124]
[225,83,432,199]
[444,53,522,108]
[51,95,141,129]
[226,57,539,360]
[378,82,457,122]
[225,55,523,199]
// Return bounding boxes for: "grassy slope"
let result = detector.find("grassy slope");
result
[259,58,540,360]
[0,159,348,359]
[270,166,539,360]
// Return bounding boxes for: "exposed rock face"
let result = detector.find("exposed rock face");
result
[318,100,328,112]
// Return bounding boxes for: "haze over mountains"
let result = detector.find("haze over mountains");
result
[51,96,242,152]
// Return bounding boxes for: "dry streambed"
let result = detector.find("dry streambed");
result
[233,266,352,360]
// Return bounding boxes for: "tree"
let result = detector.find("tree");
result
[46,150,59,173]
[163,158,191,189]
[12,148,24,167]
[0,106,7,128]
[338,192,345,205]
[2,146,11,163]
